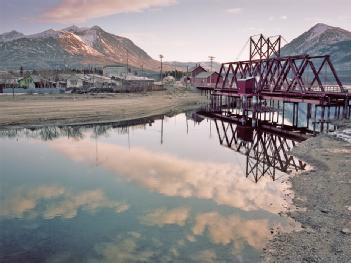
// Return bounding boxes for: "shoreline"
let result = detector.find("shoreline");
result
[0,91,208,129]
[263,121,351,262]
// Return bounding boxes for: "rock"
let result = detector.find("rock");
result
[341,228,351,234]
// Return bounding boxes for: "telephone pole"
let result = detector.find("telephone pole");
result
[209,56,215,86]
[159,54,164,82]
[208,56,215,73]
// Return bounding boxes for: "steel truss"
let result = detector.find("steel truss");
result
[249,34,281,60]
[215,55,346,97]
[213,117,306,182]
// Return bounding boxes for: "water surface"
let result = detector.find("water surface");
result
[0,113,299,263]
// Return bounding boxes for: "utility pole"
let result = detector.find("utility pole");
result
[209,56,215,73]
[159,54,164,82]
[209,56,215,86]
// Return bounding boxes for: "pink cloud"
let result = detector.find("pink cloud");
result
[41,0,177,23]
[47,137,294,214]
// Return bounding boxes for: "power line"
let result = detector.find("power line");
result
[235,38,250,60]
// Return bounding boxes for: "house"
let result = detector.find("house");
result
[0,80,17,93]
[163,75,176,85]
[103,65,127,78]
[119,76,155,92]
[189,65,207,78]
[192,71,222,87]
[67,75,84,88]
[18,76,35,88]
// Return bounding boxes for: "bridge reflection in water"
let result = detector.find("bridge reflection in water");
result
[198,110,308,183]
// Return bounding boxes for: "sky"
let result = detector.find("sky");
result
[0,0,350,63]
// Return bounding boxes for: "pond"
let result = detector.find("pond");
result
[0,112,301,263]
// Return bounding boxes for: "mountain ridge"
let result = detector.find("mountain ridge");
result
[281,23,351,69]
[0,25,171,71]
[1,23,350,79]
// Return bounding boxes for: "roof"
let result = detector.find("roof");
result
[195,71,219,78]
[103,64,125,69]
[125,75,154,81]
[18,75,33,82]
[190,65,206,73]
[67,74,85,81]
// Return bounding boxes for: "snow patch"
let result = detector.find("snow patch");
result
[310,23,330,36]
[0,30,24,42]
[62,25,89,33]
[62,32,102,56]
[79,29,98,47]
[28,29,60,39]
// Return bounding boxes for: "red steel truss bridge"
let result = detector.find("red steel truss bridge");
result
[198,34,350,118]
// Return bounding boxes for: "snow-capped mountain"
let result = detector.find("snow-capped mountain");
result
[0,26,170,71]
[0,30,25,42]
[281,23,351,73]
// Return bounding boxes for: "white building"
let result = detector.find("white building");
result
[103,65,126,78]
[67,75,84,88]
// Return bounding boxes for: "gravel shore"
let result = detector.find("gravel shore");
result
[263,121,351,263]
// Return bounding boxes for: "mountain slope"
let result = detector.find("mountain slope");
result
[281,23,351,71]
[0,26,169,71]
[0,30,24,42]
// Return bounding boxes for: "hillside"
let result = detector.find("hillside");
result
[0,26,173,72]
[281,23,351,82]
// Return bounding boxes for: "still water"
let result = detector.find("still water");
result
[0,113,299,263]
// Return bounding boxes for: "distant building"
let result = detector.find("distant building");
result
[18,76,35,88]
[189,65,207,79]
[103,65,126,78]
[67,75,84,88]
[188,65,222,87]
[163,75,176,85]
[192,71,222,87]
[0,72,18,92]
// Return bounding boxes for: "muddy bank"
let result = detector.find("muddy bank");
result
[263,122,351,262]
[0,91,207,129]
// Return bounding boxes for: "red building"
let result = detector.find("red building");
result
[190,65,207,78]
[192,71,223,87]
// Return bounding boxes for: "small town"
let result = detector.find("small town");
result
[0,64,222,94]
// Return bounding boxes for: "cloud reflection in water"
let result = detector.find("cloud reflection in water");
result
[0,186,129,219]
[49,138,292,213]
